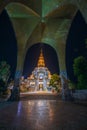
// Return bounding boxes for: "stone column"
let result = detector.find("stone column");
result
[56,45,73,101]
[54,18,73,101]
[60,71,69,100]
[60,70,73,101]
[8,70,22,101]
[8,45,25,101]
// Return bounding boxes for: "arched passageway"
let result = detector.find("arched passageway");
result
[23,43,59,78]
[20,43,60,93]
[0,1,87,101]
[0,9,17,80]
[66,10,87,83]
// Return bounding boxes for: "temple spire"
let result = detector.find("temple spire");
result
[37,49,45,67]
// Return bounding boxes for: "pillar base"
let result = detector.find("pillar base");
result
[8,87,20,101]
[62,88,74,101]
[60,71,74,101]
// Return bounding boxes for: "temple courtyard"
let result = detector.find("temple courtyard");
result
[0,96,87,130]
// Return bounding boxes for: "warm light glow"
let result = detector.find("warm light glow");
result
[20,49,52,92]
[37,49,45,67]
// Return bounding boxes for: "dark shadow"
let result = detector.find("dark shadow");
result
[0,9,17,79]
[66,10,87,83]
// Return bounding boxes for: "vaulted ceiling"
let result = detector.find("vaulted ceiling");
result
[0,0,87,71]
[3,0,78,50]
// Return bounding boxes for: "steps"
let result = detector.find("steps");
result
[20,92,61,100]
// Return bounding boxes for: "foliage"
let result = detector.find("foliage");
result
[50,74,61,92]
[73,56,87,89]
[0,61,10,82]
[77,74,87,89]
[73,56,87,76]
[0,61,10,96]
[68,80,76,90]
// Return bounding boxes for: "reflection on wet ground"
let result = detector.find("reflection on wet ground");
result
[0,100,87,130]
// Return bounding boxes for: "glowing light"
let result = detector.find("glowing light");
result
[17,102,22,116]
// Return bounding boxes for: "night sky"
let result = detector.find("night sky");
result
[66,10,87,82]
[0,10,17,79]
[23,43,59,78]
[0,9,87,82]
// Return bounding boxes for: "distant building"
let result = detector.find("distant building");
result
[20,49,51,92]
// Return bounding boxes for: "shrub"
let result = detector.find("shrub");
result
[73,56,87,89]
[0,61,10,96]
[50,74,61,92]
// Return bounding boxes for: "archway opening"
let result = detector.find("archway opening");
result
[66,10,87,83]
[21,43,59,93]
[0,9,17,80]
[23,43,59,77]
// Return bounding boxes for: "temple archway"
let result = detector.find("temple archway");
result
[19,43,59,93]
[66,10,87,83]
[0,1,87,100]
[0,9,17,80]
[23,43,59,78]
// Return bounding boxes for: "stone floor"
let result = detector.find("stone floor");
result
[0,99,87,130]
[20,92,61,100]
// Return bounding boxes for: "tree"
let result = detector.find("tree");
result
[50,74,61,92]
[73,56,87,89]
[0,61,10,95]
[0,61,10,82]
[73,56,87,76]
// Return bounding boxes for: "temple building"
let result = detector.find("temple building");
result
[20,49,51,92]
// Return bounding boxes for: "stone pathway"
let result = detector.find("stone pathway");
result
[20,92,61,100]
[0,99,87,130]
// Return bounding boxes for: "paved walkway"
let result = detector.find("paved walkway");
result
[0,99,87,130]
[20,92,61,100]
